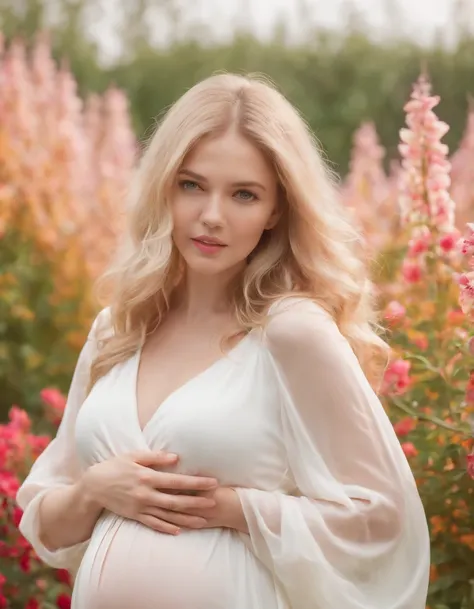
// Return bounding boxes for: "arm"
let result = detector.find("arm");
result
[235,298,430,609]
[16,308,109,570]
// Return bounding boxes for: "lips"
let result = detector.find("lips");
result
[191,237,227,254]
[192,236,226,246]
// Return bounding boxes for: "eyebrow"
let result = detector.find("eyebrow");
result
[179,168,267,192]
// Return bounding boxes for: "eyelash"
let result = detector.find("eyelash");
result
[178,179,258,202]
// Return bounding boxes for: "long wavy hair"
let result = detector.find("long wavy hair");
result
[88,72,390,394]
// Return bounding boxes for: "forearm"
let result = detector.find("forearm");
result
[37,478,103,551]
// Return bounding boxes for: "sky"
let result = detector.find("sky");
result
[95,0,471,63]
[201,0,459,41]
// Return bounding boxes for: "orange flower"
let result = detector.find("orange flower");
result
[446,308,465,325]
[459,534,474,551]
[430,516,445,535]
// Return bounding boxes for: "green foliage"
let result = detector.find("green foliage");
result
[0,227,92,423]
[1,0,473,173]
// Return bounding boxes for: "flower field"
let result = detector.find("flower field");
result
[1,37,474,608]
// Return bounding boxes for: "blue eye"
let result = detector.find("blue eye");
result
[235,190,257,202]
[179,179,199,190]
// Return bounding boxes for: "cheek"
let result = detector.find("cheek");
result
[171,198,193,233]
[232,208,272,244]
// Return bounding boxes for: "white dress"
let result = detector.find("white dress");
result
[16,298,430,609]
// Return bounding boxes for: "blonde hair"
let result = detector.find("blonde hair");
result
[89,72,390,394]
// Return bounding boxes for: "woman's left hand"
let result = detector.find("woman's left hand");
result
[156,486,249,534]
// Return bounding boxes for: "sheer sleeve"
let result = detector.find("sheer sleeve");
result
[16,307,110,571]
[235,298,430,609]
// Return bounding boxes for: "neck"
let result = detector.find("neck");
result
[173,266,243,323]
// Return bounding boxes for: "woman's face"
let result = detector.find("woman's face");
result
[171,130,279,278]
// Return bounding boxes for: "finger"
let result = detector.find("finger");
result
[143,507,207,529]
[129,450,179,467]
[152,472,218,492]
[138,514,181,535]
[150,490,216,511]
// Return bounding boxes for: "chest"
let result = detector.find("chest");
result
[135,332,232,433]
[75,335,291,491]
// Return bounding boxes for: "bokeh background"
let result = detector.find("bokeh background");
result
[1,1,474,607]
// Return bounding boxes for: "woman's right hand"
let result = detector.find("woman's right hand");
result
[80,450,218,535]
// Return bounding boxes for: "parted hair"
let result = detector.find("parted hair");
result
[88,72,390,395]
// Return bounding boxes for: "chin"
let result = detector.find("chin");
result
[182,250,245,278]
[182,254,229,276]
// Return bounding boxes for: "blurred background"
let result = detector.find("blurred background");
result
[2,2,474,608]
[1,0,472,174]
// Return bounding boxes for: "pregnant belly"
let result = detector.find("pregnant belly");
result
[75,514,278,609]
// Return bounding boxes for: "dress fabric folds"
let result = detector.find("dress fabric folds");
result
[16,298,430,609]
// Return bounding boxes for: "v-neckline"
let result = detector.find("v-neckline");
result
[132,330,256,434]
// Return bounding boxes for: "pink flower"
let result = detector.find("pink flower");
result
[402,260,423,283]
[8,406,31,432]
[384,301,406,325]
[40,387,67,412]
[35,579,47,592]
[381,359,411,395]
[408,226,432,255]
[460,224,474,259]
[439,230,460,252]
[458,271,474,317]
[398,74,456,262]
[393,417,416,437]
[28,434,51,457]
[401,442,418,458]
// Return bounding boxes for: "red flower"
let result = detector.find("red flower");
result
[467,453,474,480]
[402,442,418,458]
[56,593,72,609]
[0,471,20,498]
[26,599,40,609]
[393,417,416,437]
[56,569,72,586]
[19,552,31,573]
[12,506,23,528]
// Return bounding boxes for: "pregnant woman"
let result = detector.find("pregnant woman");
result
[17,73,430,609]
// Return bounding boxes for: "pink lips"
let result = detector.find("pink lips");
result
[191,236,227,255]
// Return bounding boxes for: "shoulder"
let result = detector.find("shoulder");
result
[265,297,339,352]
[87,306,113,342]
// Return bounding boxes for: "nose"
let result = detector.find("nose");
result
[200,192,225,228]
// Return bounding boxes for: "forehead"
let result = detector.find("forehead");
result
[181,131,275,184]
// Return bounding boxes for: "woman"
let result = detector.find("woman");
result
[16,73,430,609]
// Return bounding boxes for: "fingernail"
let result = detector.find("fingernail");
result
[167,453,178,460]
[174,528,181,535]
